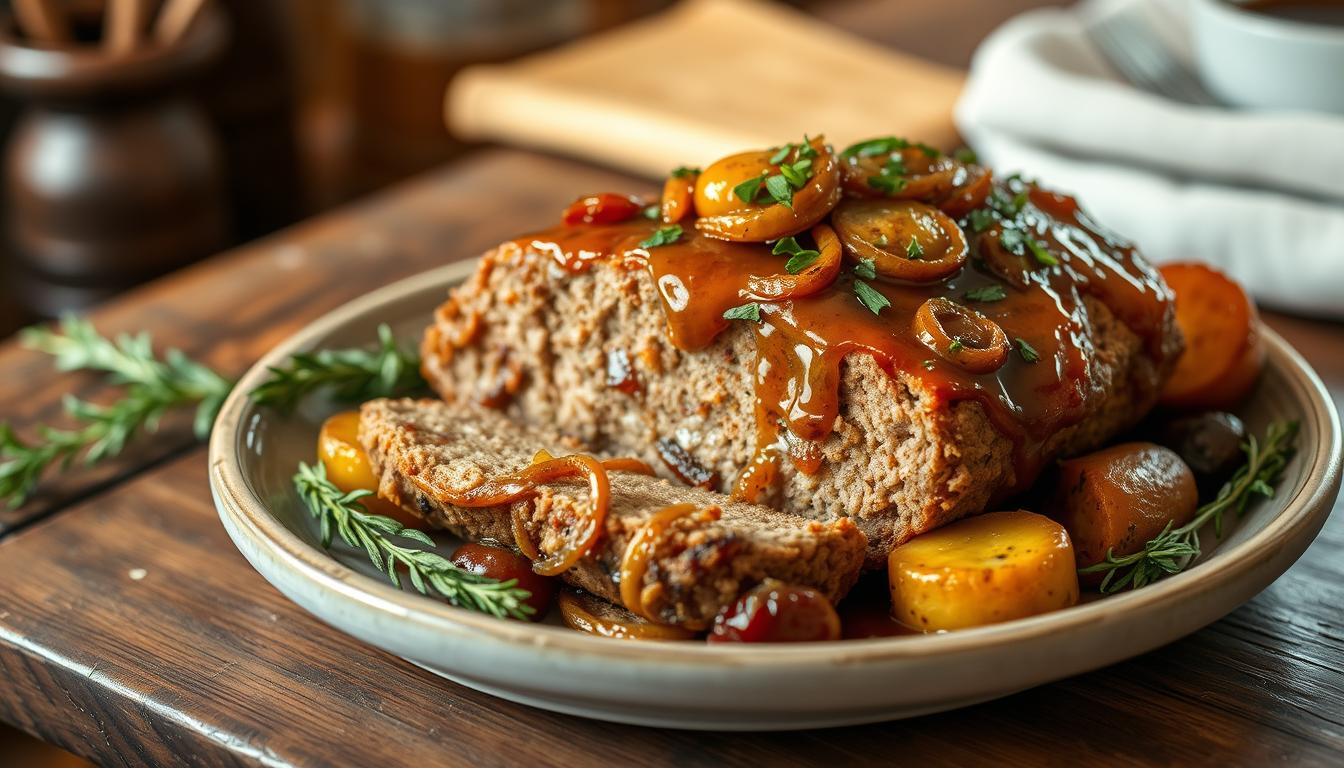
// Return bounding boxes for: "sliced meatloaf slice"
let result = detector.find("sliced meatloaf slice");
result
[421,241,1172,567]
[359,398,868,628]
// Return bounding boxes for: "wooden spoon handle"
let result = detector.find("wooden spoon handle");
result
[154,0,208,46]
[13,0,70,44]
[106,0,150,54]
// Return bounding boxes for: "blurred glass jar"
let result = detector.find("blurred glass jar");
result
[337,0,588,192]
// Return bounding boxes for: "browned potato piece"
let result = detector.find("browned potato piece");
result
[888,511,1079,632]
[1051,442,1198,570]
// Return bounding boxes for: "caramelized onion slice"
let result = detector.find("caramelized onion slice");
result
[938,166,993,218]
[417,453,610,577]
[534,448,653,477]
[695,136,842,243]
[558,590,699,641]
[619,503,704,621]
[601,457,656,475]
[912,297,1010,374]
[745,224,842,300]
[832,199,968,283]
[661,173,697,224]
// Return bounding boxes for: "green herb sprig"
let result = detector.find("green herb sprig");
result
[0,317,233,507]
[293,462,533,619]
[251,324,424,413]
[1080,421,1299,593]
[2,318,428,508]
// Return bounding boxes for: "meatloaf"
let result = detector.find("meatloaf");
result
[417,139,1181,569]
[360,398,868,627]
[421,243,1175,567]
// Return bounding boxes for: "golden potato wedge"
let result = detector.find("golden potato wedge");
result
[318,411,420,528]
[888,510,1079,632]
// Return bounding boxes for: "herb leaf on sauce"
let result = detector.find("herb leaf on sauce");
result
[854,280,890,315]
[723,303,763,323]
[1015,338,1040,363]
[639,225,683,249]
[965,285,1007,302]
[773,236,822,274]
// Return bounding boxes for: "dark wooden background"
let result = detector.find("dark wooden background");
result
[2,1,1342,766]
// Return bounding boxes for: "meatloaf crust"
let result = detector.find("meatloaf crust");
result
[422,241,1174,567]
[360,398,868,628]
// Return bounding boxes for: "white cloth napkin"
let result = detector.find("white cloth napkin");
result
[955,0,1344,317]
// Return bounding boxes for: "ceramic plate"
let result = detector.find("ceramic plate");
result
[209,259,1342,730]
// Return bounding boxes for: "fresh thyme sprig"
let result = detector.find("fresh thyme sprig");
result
[293,462,533,619]
[1080,420,1299,593]
[0,317,234,507]
[250,324,425,412]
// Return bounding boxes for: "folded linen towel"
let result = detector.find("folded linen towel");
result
[956,0,1344,317]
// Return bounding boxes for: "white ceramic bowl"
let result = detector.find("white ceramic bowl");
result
[1192,0,1344,113]
[209,260,1342,730]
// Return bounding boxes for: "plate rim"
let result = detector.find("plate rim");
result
[209,259,1343,668]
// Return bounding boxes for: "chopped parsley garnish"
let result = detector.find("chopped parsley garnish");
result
[988,188,1026,218]
[868,174,907,194]
[906,237,924,260]
[999,227,1026,255]
[1026,237,1059,267]
[1001,227,1058,267]
[642,204,660,220]
[953,147,978,164]
[922,359,936,371]
[723,302,762,323]
[732,139,817,208]
[732,174,767,204]
[764,174,794,208]
[948,339,964,353]
[638,225,683,249]
[773,236,821,274]
[779,158,813,189]
[966,208,995,234]
[867,155,908,196]
[853,258,877,281]
[840,136,939,159]
[1016,338,1040,363]
[854,280,890,315]
[964,284,1007,302]
[875,233,890,247]
[842,136,908,158]
[670,166,700,178]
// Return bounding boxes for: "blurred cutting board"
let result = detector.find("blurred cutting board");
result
[446,0,965,176]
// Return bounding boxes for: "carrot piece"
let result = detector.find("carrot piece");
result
[1050,442,1199,572]
[1159,263,1265,410]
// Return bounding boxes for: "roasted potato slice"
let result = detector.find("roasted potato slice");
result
[888,510,1079,632]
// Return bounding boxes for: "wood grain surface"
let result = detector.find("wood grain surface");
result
[1,0,1342,765]
[0,144,1341,768]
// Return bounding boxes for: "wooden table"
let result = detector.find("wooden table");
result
[3,2,1343,766]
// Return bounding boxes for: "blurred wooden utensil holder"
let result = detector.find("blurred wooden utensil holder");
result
[0,3,230,316]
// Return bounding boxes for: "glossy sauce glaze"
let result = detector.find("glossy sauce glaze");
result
[513,147,1177,504]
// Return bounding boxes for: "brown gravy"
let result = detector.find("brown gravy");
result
[512,176,1176,503]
